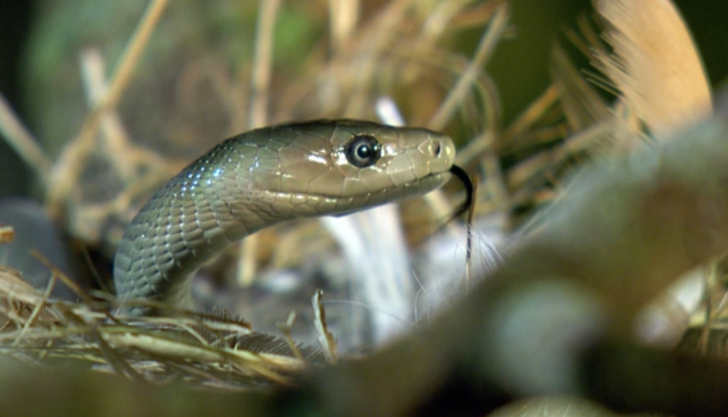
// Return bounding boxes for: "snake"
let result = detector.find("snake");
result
[113,119,458,313]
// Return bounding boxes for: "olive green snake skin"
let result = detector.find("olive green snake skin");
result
[113,119,456,311]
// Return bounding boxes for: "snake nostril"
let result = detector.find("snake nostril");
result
[433,142,442,157]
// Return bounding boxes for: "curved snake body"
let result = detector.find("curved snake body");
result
[114,120,455,310]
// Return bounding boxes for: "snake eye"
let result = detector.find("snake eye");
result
[344,135,381,168]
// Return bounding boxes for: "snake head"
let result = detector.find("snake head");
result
[246,119,456,218]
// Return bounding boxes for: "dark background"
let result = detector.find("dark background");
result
[1,0,726,198]
[0,1,32,197]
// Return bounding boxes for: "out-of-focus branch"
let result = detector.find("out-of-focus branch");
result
[248,0,280,129]
[427,3,509,131]
[0,359,269,417]
[581,342,728,416]
[237,0,282,288]
[46,0,170,219]
[0,93,52,185]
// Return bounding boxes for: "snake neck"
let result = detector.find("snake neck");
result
[113,174,277,312]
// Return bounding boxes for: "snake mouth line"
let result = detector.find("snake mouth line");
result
[376,171,451,198]
[285,171,450,201]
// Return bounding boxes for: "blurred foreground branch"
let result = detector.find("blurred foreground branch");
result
[5,109,728,415]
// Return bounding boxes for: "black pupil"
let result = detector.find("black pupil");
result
[356,144,372,159]
[345,135,380,168]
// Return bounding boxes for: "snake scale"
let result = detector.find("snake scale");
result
[113,119,457,312]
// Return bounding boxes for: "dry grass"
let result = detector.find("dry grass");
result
[0,0,726,414]
[0,261,334,388]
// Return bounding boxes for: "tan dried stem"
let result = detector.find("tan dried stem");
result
[238,0,282,288]
[421,0,478,41]
[249,0,281,130]
[343,0,414,116]
[500,84,561,148]
[46,0,170,219]
[70,48,178,242]
[0,225,14,245]
[0,93,53,184]
[454,70,503,165]
[80,49,138,182]
[427,2,509,131]
[550,44,611,133]
[328,0,359,54]
[419,4,509,221]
